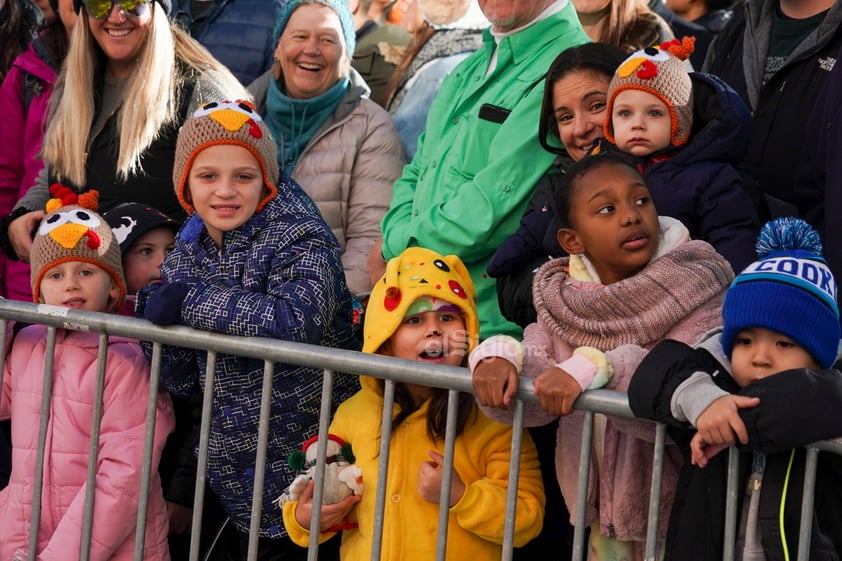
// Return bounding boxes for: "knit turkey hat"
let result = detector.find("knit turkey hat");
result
[30,184,127,310]
[364,247,479,357]
[73,0,171,16]
[173,100,279,215]
[722,217,840,368]
[273,0,356,57]
[605,36,695,147]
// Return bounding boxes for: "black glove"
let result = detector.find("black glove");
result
[144,283,189,325]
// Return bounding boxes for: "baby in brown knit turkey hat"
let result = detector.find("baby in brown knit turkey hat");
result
[605,37,695,154]
[598,35,762,273]
[30,184,127,312]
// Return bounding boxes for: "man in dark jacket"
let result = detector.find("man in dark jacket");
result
[794,42,842,326]
[703,0,842,219]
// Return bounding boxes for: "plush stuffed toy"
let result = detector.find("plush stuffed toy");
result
[277,434,363,507]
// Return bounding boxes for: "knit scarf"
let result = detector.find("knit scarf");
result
[265,75,350,173]
[533,238,734,350]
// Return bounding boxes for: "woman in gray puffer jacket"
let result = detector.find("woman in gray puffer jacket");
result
[249,0,405,298]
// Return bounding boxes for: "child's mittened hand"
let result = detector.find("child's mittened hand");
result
[472,357,519,408]
[144,282,189,325]
[534,367,582,416]
[418,450,466,507]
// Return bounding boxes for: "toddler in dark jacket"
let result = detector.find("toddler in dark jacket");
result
[604,36,760,272]
[629,217,842,561]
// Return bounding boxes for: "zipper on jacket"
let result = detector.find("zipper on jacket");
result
[607,523,617,539]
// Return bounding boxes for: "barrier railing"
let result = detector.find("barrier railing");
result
[0,299,839,561]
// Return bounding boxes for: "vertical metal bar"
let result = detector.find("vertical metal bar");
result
[79,333,108,561]
[306,369,336,561]
[0,319,7,391]
[28,326,57,561]
[370,379,395,561]
[190,349,218,561]
[246,360,275,561]
[500,399,526,561]
[434,389,459,561]
[644,423,667,561]
[134,336,162,561]
[571,410,595,561]
[796,447,819,561]
[722,446,740,561]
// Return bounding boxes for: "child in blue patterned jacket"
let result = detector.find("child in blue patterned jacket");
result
[136,100,359,560]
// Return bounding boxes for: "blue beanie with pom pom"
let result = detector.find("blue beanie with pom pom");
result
[722,217,840,368]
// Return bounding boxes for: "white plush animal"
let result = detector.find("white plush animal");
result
[277,434,363,507]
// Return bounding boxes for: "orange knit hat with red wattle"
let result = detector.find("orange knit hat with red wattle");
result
[605,36,696,147]
[173,100,279,215]
[30,184,127,310]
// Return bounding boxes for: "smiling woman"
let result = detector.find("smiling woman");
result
[1,0,248,267]
[248,0,405,298]
[488,42,627,328]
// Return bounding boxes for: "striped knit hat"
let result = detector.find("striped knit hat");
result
[605,37,695,147]
[30,184,126,310]
[173,100,279,215]
[722,218,840,368]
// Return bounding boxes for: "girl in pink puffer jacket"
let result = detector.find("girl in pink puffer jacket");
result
[0,188,174,561]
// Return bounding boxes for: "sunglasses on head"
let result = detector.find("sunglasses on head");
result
[83,0,151,19]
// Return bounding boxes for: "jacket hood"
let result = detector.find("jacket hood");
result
[745,0,842,46]
[741,0,842,107]
[16,39,59,81]
[664,72,752,168]
[334,67,370,121]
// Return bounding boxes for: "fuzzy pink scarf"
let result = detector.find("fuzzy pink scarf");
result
[533,240,735,349]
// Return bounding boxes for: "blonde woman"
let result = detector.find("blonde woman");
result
[2,0,246,263]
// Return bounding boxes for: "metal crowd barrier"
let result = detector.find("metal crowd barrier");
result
[0,298,840,561]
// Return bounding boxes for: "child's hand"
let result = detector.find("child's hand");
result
[534,366,582,416]
[689,432,732,468]
[418,450,466,507]
[293,480,361,531]
[691,395,760,467]
[472,357,519,408]
[167,501,192,534]
[144,282,189,325]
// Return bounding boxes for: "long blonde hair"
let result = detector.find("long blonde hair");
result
[589,0,666,53]
[43,5,242,186]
